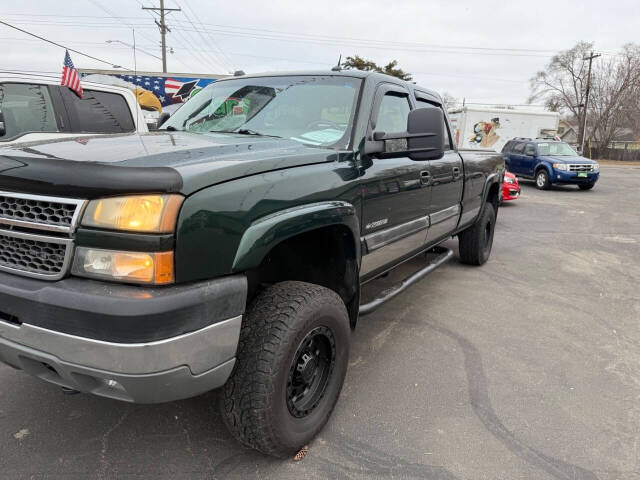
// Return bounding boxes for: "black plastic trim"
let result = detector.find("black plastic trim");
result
[0,155,183,198]
[0,271,247,343]
[76,228,175,252]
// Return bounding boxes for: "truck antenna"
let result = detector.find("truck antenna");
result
[331,54,342,72]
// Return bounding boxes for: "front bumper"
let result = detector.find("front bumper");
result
[0,272,247,403]
[502,183,520,201]
[552,170,599,184]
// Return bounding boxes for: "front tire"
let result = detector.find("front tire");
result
[535,169,551,190]
[458,202,496,266]
[221,281,350,458]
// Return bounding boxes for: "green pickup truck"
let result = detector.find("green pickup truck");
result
[0,70,503,457]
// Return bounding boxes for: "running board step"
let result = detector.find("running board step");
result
[359,246,453,316]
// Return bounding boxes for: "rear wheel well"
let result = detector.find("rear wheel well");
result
[485,181,500,210]
[246,225,360,327]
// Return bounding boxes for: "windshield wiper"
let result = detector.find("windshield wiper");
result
[210,128,281,138]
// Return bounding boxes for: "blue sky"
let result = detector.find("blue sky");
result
[2,0,639,105]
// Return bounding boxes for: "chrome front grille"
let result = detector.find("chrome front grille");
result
[568,164,594,172]
[0,191,85,233]
[0,230,71,278]
[0,191,86,280]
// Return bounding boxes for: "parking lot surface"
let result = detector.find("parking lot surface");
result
[1,165,639,480]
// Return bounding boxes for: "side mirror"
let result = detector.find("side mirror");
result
[363,107,445,160]
[406,107,444,161]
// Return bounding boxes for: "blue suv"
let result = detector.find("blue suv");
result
[502,138,599,190]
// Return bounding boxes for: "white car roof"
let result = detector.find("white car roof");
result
[0,71,135,96]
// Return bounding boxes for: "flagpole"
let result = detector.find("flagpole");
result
[132,28,137,76]
[132,28,139,132]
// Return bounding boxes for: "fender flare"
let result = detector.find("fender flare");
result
[231,201,360,272]
[481,172,501,205]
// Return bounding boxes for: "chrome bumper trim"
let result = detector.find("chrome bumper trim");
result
[0,315,242,376]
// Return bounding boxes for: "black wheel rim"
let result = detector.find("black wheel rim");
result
[286,326,336,418]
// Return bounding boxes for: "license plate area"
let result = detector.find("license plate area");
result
[578,172,588,177]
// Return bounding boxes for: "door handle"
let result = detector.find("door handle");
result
[452,166,461,179]
[420,170,431,185]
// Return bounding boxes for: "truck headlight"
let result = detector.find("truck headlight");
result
[504,176,515,184]
[72,247,174,284]
[81,194,183,233]
[593,163,599,172]
[553,163,568,171]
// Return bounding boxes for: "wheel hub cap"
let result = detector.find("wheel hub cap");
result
[297,353,318,383]
[286,326,336,418]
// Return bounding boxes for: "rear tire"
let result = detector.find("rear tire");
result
[578,183,595,190]
[458,202,496,266]
[535,169,551,190]
[221,281,350,458]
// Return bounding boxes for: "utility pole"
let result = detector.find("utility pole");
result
[142,0,180,72]
[578,51,601,153]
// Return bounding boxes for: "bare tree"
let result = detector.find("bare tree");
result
[530,42,640,148]
[588,44,640,147]
[529,41,592,127]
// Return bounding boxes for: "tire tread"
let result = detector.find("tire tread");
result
[221,281,347,457]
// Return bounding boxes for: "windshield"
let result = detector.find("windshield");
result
[163,75,361,148]
[537,142,578,156]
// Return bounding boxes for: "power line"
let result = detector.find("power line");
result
[179,0,235,72]
[87,0,157,45]
[0,19,126,67]
[2,16,625,59]
[1,14,622,55]
[171,24,227,73]
[141,0,181,72]
[170,1,228,72]
[133,0,201,73]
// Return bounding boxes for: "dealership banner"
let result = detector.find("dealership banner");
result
[81,72,219,108]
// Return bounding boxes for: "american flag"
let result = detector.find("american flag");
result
[61,50,83,98]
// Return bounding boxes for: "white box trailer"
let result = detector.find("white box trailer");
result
[448,107,560,152]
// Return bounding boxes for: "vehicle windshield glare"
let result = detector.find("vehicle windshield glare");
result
[163,75,362,148]
[537,141,578,156]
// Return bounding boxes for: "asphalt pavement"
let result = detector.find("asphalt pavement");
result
[1,164,639,479]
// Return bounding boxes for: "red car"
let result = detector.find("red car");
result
[502,171,520,201]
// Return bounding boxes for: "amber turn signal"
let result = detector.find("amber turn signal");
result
[72,248,174,285]
[82,195,183,233]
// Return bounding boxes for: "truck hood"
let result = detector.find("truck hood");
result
[539,155,597,164]
[0,131,337,198]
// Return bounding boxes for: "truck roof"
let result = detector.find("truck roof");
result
[218,69,442,102]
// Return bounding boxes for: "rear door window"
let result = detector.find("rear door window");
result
[501,141,513,153]
[512,142,526,154]
[58,87,135,133]
[416,97,452,150]
[524,143,537,156]
[0,83,59,140]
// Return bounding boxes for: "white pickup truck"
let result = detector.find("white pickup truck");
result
[0,73,148,145]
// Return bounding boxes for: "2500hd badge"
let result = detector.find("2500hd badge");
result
[0,70,503,457]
